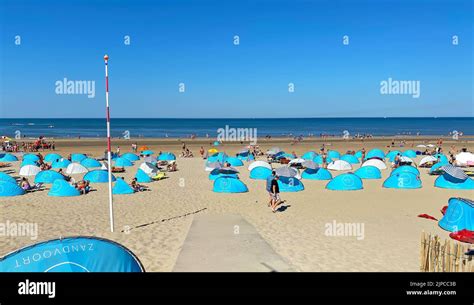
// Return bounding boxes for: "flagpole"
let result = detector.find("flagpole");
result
[104,54,114,233]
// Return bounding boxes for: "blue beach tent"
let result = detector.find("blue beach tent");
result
[135,169,152,183]
[236,151,255,161]
[114,157,133,167]
[23,154,39,162]
[429,162,449,174]
[313,155,333,165]
[386,150,402,162]
[355,151,363,159]
[224,157,244,167]
[439,198,474,232]
[301,151,318,160]
[20,159,38,167]
[0,181,25,197]
[301,168,332,180]
[326,173,363,191]
[141,150,154,156]
[44,153,62,163]
[340,154,359,164]
[0,237,145,272]
[402,150,417,158]
[34,170,65,184]
[354,166,382,179]
[112,178,135,195]
[383,172,421,189]
[434,175,474,190]
[209,168,238,181]
[365,149,385,160]
[84,170,116,183]
[277,176,304,192]
[48,179,80,197]
[158,152,176,161]
[0,172,16,184]
[80,158,102,168]
[249,166,273,180]
[327,150,340,159]
[390,165,420,176]
[433,154,449,164]
[51,158,71,169]
[0,153,18,162]
[122,152,140,162]
[71,153,87,163]
[213,176,248,193]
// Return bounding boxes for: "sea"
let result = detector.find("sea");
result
[0,118,473,139]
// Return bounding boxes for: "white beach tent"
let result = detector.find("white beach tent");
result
[248,161,272,171]
[455,152,474,166]
[400,156,414,164]
[416,144,426,148]
[418,156,437,167]
[139,162,159,175]
[19,165,41,176]
[66,162,89,175]
[361,159,387,170]
[288,158,306,166]
[327,160,352,171]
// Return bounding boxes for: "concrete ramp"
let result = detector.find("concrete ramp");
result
[173,214,293,272]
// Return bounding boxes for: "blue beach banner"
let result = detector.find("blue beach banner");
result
[0,237,144,272]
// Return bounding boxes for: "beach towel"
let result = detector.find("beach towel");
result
[440,206,448,215]
[417,214,438,221]
[449,230,474,244]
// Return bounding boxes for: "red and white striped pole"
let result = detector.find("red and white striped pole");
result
[104,54,114,233]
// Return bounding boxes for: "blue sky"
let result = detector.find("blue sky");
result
[0,0,472,118]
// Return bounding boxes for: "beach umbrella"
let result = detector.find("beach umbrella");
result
[141,150,154,156]
[0,172,16,184]
[418,156,437,167]
[122,153,140,162]
[326,173,363,191]
[44,153,62,163]
[301,168,332,180]
[81,158,102,168]
[139,162,159,175]
[439,198,474,232]
[114,157,133,167]
[139,146,149,152]
[441,164,468,181]
[83,170,116,183]
[205,161,223,172]
[157,152,176,161]
[34,170,65,184]
[66,163,89,175]
[213,176,248,193]
[48,180,80,197]
[112,178,135,195]
[361,159,387,170]
[0,181,25,197]
[302,160,318,170]
[0,153,18,162]
[19,165,41,176]
[275,166,298,178]
[51,158,72,169]
[71,153,87,163]
[267,147,282,155]
[327,160,352,171]
[249,167,273,180]
[248,161,272,171]
[354,166,382,179]
[455,152,474,166]
[340,154,359,164]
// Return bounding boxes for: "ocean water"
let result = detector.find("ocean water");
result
[0,118,473,139]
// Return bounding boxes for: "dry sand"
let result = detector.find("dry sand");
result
[1,137,473,272]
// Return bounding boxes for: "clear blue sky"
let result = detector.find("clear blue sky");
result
[0,0,472,118]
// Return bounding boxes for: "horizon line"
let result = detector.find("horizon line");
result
[1,116,473,120]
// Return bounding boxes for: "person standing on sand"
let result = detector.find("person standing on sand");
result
[322,152,328,169]
[266,171,276,207]
[270,175,282,213]
[199,146,204,158]
[361,148,366,163]
[116,146,120,156]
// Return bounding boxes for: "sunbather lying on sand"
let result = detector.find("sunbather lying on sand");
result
[131,178,149,192]
[75,180,90,195]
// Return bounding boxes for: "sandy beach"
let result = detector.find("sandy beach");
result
[1,136,473,272]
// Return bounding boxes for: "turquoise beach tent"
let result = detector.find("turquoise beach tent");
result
[0,181,25,197]
[135,169,152,183]
[327,150,340,159]
[0,172,16,184]
[51,158,71,169]
[365,149,385,160]
[277,176,304,192]
[23,154,39,162]
[301,151,318,160]
[340,154,359,164]
[301,168,332,180]
[439,198,474,232]
[122,152,140,162]
[20,159,38,167]
[236,151,255,161]
[434,175,474,190]
[34,170,65,184]
[213,176,248,193]
[433,153,449,164]
[157,152,176,161]
[208,152,227,163]
[429,162,448,174]
[112,178,135,195]
[213,141,220,146]
[326,173,363,191]
[48,179,80,197]
[224,157,244,167]
[249,166,273,180]
[383,172,421,189]
[44,153,62,163]
[386,150,402,162]
[313,155,333,165]
[0,153,18,162]
[402,150,417,158]
[355,151,363,159]
[354,166,382,179]
[390,165,420,176]
[71,153,87,162]
[141,150,154,156]
[114,157,133,167]
[0,237,144,272]
[81,158,102,168]
[84,170,116,183]
[209,169,238,180]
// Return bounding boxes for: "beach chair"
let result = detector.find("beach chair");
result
[26,183,44,192]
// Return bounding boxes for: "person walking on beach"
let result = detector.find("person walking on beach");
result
[116,146,121,156]
[270,175,282,213]
[266,171,276,207]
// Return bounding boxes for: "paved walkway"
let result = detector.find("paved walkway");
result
[173,214,293,272]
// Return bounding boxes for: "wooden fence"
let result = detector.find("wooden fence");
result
[420,231,473,272]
